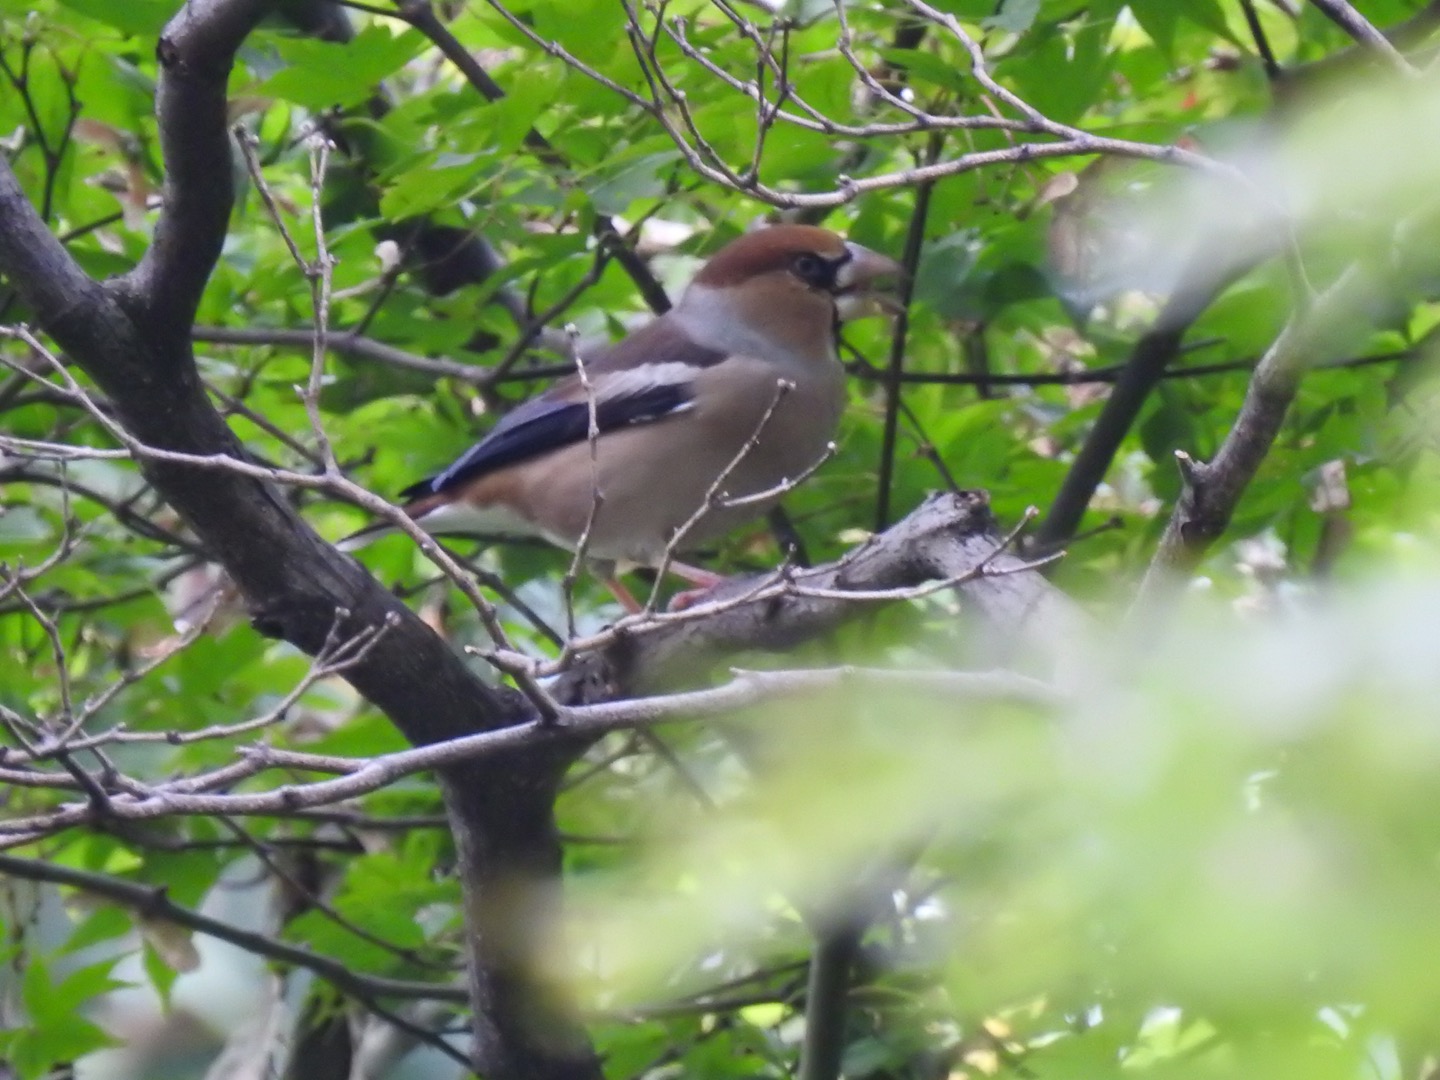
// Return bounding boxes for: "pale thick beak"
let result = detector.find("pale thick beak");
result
[834,242,905,320]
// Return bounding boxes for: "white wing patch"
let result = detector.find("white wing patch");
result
[592,361,700,402]
[412,499,544,540]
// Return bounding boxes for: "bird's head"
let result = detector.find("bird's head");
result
[675,225,902,362]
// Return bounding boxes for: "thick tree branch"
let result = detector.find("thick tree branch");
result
[563,491,1083,700]
[1135,263,1372,608]
[798,923,864,1080]
[1034,256,1262,552]
[0,3,599,1077]
[0,161,109,331]
[117,0,270,328]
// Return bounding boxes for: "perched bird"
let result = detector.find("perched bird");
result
[346,225,901,609]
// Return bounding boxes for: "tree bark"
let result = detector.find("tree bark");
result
[0,3,594,1076]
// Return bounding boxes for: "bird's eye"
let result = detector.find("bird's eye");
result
[790,252,835,289]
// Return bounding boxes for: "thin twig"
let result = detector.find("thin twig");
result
[1307,0,1416,73]
[644,378,796,611]
[563,326,605,639]
[1238,0,1283,80]
[875,138,938,530]
[303,132,340,472]
[0,853,473,1064]
[233,125,309,269]
[0,325,562,719]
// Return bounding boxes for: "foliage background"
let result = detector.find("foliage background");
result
[4,0,1440,1077]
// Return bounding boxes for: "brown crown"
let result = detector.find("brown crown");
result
[690,225,849,289]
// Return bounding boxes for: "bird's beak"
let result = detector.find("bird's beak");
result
[834,242,905,320]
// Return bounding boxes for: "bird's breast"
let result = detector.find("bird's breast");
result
[503,356,846,567]
[691,355,846,493]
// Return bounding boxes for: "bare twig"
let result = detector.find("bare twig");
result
[0,853,473,1064]
[645,378,796,611]
[0,324,561,718]
[193,324,530,386]
[0,663,1055,838]
[236,124,340,469]
[10,611,390,763]
[485,0,1218,209]
[302,132,340,472]
[715,442,836,511]
[234,125,309,270]
[874,139,938,530]
[563,327,605,638]
[1308,0,1416,73]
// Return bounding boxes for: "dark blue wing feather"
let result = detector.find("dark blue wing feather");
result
[400,380,695,500]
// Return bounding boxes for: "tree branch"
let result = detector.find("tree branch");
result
[192,323,570,386]
[117,0,271,328]
[392,0,672,314]
[1135,262,1372,608]
[1307,0,1416,73]
[561,491,1083,700]
[0,852,472,1013]
[1034,252,1265,551]
[0,3,599,1076]
[798,924,864,1080]
[874,143,937,531]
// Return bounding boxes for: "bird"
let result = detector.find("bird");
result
[344,225,901,610]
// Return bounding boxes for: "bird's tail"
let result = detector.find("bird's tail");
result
[336,492,448,552]
[336,521,394,552]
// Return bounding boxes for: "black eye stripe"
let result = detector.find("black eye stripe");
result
[790,251,844,290]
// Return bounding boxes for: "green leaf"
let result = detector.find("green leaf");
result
[1002,17,1113,125]
[7,1015,115,1079]
[135,850,219,910]
[1128,0,1180,55]
[1175,0,1239,42]
[54,0,172,35]
[1130,0,1237,56]
[61,905,133,954]
[23,954,129,1024]
[0,506,54,544]
[984,0,1041,33]
[142,938,180,1005]
[879,48,970,94]
[378,156,483,219]
[488,67,557,154]
[588,150,681,217]
[261,26,425,110]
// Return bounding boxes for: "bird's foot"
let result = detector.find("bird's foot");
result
[665,561,726,611]
[667,584,720,611]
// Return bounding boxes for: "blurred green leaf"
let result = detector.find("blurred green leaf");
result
[9,2,1440,1078]
[54,0,171,35]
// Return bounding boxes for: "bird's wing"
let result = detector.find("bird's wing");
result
[400,318,729,500]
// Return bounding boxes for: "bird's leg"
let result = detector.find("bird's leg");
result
[604,576,644,614]
[666,561,727,611]
[669,561,725,588]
